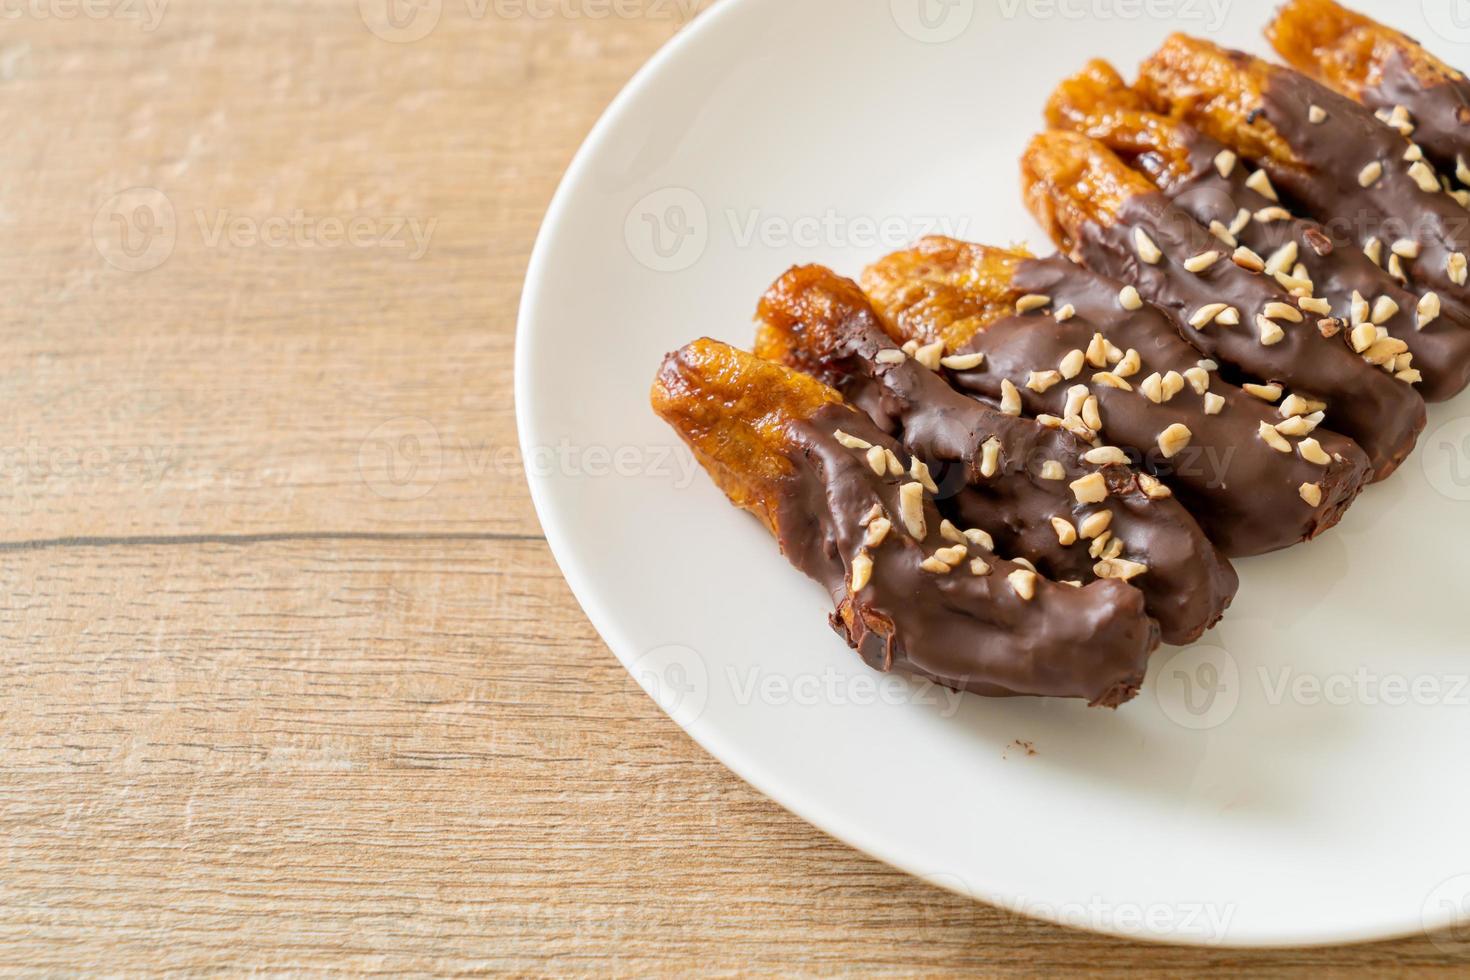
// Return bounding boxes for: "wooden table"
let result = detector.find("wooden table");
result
[0,1,1461,972]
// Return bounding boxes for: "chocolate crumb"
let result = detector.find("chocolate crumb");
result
[1005,739,1038,758]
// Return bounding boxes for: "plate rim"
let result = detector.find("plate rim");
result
[513,0,1455,950]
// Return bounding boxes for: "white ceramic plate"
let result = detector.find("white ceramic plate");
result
[517,0,1470,948]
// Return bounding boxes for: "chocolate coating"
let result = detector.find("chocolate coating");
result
[1073,190,1426,479]
[1153,129,1470,403]
[1253,66,1470,331]
[1362,49,1470,186]
[777,402,1159,705]
[758,269,1237,645]
[939,256,1371,557]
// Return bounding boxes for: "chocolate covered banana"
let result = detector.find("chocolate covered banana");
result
[1135,34,1470,329]
[1045,58,1470,402]
[754,263,1236,644]
[1022,129,1426,479]
[651,339,1159,704]
[862,236,1371,557]
[1269,0,1470,185]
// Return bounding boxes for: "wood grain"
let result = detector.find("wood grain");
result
[0,0,1465,973]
